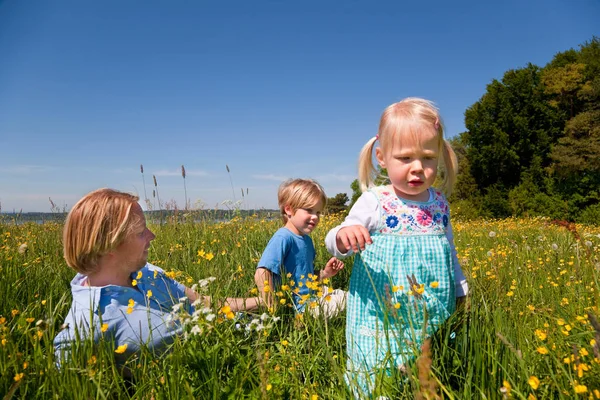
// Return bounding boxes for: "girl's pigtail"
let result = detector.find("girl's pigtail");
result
[440,139,458,196]
[357,137,379,192]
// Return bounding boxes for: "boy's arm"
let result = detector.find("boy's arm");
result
[254,267,274,308]
[317,257,344,280]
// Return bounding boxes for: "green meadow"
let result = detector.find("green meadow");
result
[0,214,599,399]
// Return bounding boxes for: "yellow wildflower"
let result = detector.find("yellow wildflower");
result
[266,384,272,391]
[534,329,547,341]
[14,373,24,382]
[147,290,153,298]
[506,291,514,297]
[528,376,540,390]
[26,317,35,323]
[101,323,108,333]
[114,344,128,354]
[205,253,214,261]
[536,347,548,355]
[501,380,512,396]
[281,340,289,346]
[574,385,587,394]
[220,305,231,314]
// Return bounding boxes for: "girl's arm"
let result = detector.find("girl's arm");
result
[445,219,469,297]
[325,192,379,257]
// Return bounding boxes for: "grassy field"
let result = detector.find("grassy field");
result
[0,213,599,399]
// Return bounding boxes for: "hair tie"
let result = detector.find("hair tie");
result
[375,134,379,141]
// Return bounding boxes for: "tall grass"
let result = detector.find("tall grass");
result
[0,216,599,398]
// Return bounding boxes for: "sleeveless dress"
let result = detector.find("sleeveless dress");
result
[345,186,456,394]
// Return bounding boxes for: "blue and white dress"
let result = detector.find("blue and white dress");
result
[325,185,468,394]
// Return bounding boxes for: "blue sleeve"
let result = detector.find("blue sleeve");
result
[257,233,289,277]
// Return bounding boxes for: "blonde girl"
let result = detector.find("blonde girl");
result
[325,98,468,396]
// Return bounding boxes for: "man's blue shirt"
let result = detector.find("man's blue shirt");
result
[54,263,192,364]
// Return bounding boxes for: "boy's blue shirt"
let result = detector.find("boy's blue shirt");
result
[54,263,192,364]
[257,227,315,311]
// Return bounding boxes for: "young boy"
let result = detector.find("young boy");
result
[254,179,346,317]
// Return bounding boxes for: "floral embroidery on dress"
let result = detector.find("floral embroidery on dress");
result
[373,186,449,235]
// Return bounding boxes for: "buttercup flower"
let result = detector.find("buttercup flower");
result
[114,344,128,354]
[528,376,540,390]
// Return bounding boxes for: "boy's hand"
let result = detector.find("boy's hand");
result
[336,225,372,253]
[321,257,344,279]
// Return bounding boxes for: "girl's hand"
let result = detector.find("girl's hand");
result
[322,257,344,278]
[336,225,372,253]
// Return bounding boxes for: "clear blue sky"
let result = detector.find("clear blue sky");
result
[1,0,598,212]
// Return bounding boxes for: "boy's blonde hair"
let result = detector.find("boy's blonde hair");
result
[278,179,327,224]
[357,97,458,195]
[63,188,142,274]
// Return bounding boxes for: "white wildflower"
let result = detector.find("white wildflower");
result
[198,277,216,288]
[18,243,28,254]
[172,303,183,313]
[551,243,559,251]
[191,298,204,308]
[191,325,202,335]
[205,313,216,322]
[488,231,496,238]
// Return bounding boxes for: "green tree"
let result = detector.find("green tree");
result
[326,193,349,214]
[448,134,478,201]
[464,64,563,197]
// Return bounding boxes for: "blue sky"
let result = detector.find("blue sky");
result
[1,0,598,212]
